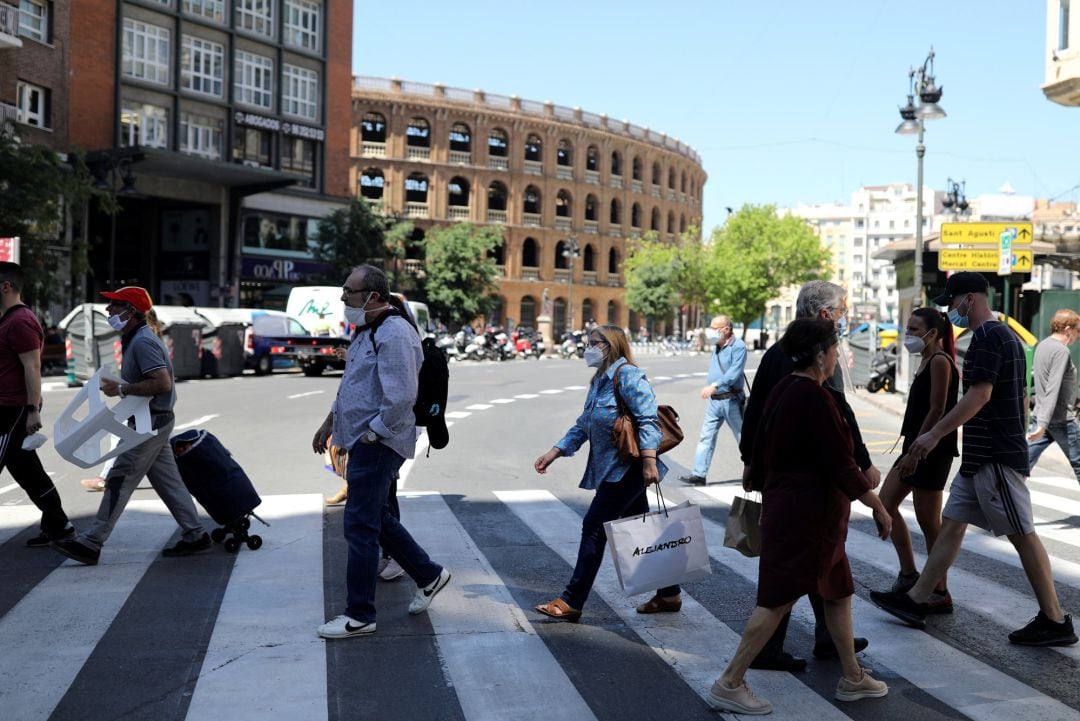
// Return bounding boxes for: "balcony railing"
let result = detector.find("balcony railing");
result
[554,268,571,282]
[523,160,542,175]
[582,271,597,286]
[585,170,600,185]
[406,146,431,161]
[607,226,621,238]
[584,220,598,234]
[488,156,509,170]
[610,176,623,189]
[667,189,676,201]
[521,267,540,280]
[650,186,661,198]
[404,202,429,218]
[353,76,703,165]
[447,206,470,221]
[0,4,21,47]
[631,180,643,193]
[0,101,18,128]
[554,217,572,231]
[487,209,508,223]
[448,150,471,165]
[523,212,541,227]
[495,264,505,278]
[403,259,424,277]
[555,166,573,180]
[360,141,386,158]
[606,274,622,287]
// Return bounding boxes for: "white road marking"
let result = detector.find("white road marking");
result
[489,398,516,404]
[0,505,43,544]
[514,394,539,399]
[465,403,493,411]
[446,411,472,419]
[397,434,431,490]
[692,372,708,376]
[653,375,672,380]
[539,389,563,395]
[0,482,20,496]
[287,390,325,399]
[674,373,691,378]
[174,414,221,431]
[563,385,587,391]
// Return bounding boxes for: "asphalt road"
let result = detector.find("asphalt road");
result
[3,349,1080,721]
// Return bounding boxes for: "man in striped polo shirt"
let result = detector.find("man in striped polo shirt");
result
[872,272,1076,646]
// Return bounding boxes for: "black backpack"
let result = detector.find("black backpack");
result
[366,310,450,450]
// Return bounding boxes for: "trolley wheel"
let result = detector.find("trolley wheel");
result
[246,535,263,550]
[224,537,241,553]
[237,517,251,531]
[210,528,226,543]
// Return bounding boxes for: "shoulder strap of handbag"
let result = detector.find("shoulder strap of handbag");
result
[611,363,630,416]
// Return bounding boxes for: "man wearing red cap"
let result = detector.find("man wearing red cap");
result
[0,262,74,546]
[53,286,209,565]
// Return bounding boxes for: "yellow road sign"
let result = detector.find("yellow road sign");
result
[940,222,1033,245]
[939,248,1033,272]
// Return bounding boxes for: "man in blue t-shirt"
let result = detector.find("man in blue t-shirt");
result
[872,272,1076,646]
[53,287,209,566]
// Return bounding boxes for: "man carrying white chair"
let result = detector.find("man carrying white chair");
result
[53,287,209,566]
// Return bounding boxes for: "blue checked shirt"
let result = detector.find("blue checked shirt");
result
[707,337,747,395]
[555,358,669,490]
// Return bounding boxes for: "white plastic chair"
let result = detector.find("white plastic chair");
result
[52,368,157,469]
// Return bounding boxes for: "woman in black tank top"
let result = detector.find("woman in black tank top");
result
[876,308,959,610]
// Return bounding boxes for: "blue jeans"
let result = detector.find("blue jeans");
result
[343,441,442,622]
[1028,419,1080,482]
[692,398,744,477]
[562,463,680,610]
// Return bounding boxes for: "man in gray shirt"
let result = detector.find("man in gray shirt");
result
[1028,308,1080,482]
[313,265,449,639]
[54,287,208,565]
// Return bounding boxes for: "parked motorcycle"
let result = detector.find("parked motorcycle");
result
[512,328,544,359]
[435,332,459,362]
[559,330,586,359]
[866,342,897,393]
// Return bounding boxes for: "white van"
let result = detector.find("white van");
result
[287,286,347,337]
[407,301,432,335]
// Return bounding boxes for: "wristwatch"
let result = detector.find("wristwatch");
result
[363,430,379,444]
[118,384,127,398]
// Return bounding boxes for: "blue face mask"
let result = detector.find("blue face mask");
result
[947,297,971,329]
[836,316,847,335]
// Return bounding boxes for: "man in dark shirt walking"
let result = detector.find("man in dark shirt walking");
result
[872,272,1076,646]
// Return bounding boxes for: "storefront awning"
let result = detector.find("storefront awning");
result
[87,147,297,197]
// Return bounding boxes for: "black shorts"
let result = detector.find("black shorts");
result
[893,450,955,491]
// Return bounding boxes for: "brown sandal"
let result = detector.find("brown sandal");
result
[635,594,682,614]
[535,597,582,622]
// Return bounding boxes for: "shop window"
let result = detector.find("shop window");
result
[281,137,318,188]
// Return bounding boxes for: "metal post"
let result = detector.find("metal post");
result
[567,252,574,332]
[913,121,925,306]
[1003,277,1011,319]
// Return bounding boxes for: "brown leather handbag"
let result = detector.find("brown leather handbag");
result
[611,366,684,462]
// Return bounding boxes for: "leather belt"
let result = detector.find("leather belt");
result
[710,391,742,401]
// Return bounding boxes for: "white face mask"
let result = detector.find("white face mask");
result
[705,328,720,342]
[107,310,129,331]
[346,292,386,328]
[903,330,931,354]
[583,346,606,367]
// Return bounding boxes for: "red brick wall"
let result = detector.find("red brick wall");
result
[323,0,352,198]
[67,0,115,150]
[0,0,71,150]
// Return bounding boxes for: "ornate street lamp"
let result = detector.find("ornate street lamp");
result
[942,177,970,218]
[561,235,580,333]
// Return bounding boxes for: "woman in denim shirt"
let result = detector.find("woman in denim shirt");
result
[534,325,680,621]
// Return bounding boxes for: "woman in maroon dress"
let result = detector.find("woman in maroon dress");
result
[708,319,893,715]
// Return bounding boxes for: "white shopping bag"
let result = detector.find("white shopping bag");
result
[604,499,711,596]
[53,367,157,469]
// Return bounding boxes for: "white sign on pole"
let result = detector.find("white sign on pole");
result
[997,228,1016,276]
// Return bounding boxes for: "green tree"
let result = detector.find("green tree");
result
[706,204,831,335]
[312,198,413,283]
[623,234,679,323]
[423,222,504,326]
[0,130,104,308]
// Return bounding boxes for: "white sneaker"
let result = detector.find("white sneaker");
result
[707,679,772,715]
[379,558,405,581]
[835,668,888,701]
[377,557,390,576]
[317,615,376,639]
[409,567,451,615]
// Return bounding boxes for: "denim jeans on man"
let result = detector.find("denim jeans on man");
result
[692,398,744,477]
[344,440,443,623]
[562,463,679,610]
[1028,420,1080,482]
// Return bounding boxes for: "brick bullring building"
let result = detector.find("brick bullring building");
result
[351,77,706,334]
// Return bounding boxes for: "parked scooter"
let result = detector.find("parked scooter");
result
[559,330,586,359]
[435,332,459,362]
[512,328,544,359]
[866,342,897,393]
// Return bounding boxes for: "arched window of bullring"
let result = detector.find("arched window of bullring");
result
[520,296,536,326]
[680,171,687,194]
[522,237,539,267]
[448,176,470,207]
[667,211,675,234]
[361,112,386,143]
[608,247,619,273]
[553,298,567,335]
[406,117,430,147]
[555,189,572,218]
[631,156,642,181]
[611,150,622,176]
[607,300,618,324]
[584,194,598,222]
[650,207,660,232]
[491,239,505,265]
[668,166,676,190]
[524,133,542,162]
[487,181,508,211]
[489,296,505,325]
[523,186,541,215]
[554,240,569,269]
[449,122,471,153]
[405,172,429,203]
[631,202,642,228]
[360,168,384,201]
[557,139,573,167]
[582,298,593,324]
[586,145,599,171]
[610,198,621,225]
[488,128,509,157]
[583,243,595,271]
[651,161,661,186]
[680,215,687,233]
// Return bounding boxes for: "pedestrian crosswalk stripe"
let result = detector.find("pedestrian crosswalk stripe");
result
[653,375,672,380]
[513,393,539,399]
[402,491,598,721]
[563,385,587,390]
[465,403,493,411]
[446,411,471,419]
[0,504,44,545]
[488,398,516,404]
[539,389,563,395]
[690,485,1080,721]
[186,495,326,721]
[494,489,855,721]
[0,502,180,721]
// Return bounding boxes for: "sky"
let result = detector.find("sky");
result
[351,1,1079,235]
